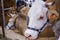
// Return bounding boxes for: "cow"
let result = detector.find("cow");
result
[24,0,57,40]
[6,7,18,30]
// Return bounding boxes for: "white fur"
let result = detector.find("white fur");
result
[25,0,34,7]
[26,0,34,4]
[24,0,48,39]
[6,14,17,29]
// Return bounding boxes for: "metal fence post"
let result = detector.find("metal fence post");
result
[1,0,5,37]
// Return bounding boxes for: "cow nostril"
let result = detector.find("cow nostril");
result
[26,35,32,38]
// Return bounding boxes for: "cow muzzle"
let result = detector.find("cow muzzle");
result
[24,29,39,40]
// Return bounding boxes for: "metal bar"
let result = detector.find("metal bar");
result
[0,8,13,11]
[4,8,11,10]
[0,8,10,10]
[1,0,5,37]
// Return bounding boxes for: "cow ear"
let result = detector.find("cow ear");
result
[38,16,44,20]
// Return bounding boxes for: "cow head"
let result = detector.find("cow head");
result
[24,0,48,40]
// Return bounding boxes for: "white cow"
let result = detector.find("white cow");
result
[24,0,54,40]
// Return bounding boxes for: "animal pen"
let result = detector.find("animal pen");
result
[0,0,60,40]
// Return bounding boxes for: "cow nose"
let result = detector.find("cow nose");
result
[26,35,33,40]
[24,33,32,39]
[26,35,32,38]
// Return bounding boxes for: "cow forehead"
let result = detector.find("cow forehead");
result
[28,6,48,18]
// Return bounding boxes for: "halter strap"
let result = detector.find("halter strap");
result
[26,11,49,32]
[27,19,49,32]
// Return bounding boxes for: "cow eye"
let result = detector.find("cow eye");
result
[38,16,44,20]
[40,16,44,19]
